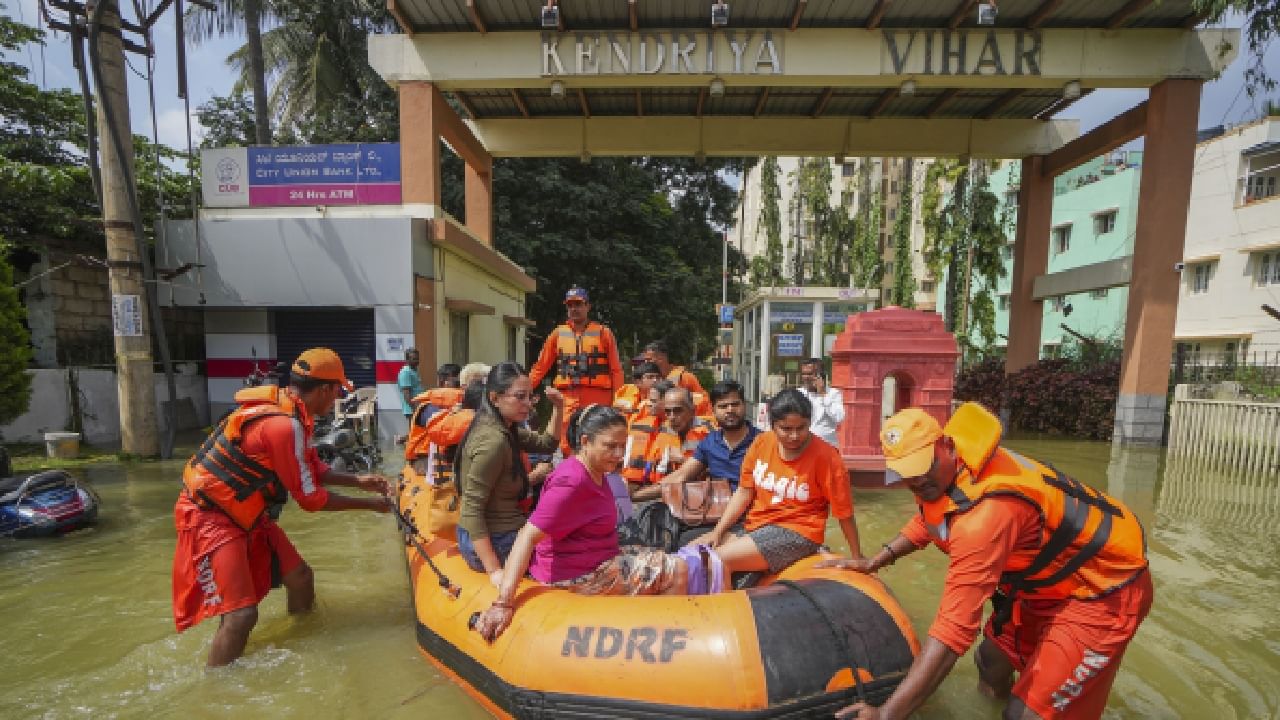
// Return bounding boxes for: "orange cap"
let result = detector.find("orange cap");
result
[291,348,354,391]
[880,408,942,484]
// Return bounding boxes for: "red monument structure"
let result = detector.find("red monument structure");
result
[831,307,959,485]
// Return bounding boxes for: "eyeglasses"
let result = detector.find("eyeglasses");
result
[663,406,689,415]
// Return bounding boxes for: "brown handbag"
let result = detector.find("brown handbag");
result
[662,477,734,526]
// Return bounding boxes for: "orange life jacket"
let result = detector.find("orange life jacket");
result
[921,403,1148,602]
[420,408,476,487]
[640,420,711,484]
[621,406,661,482]
[551,322,612,390]
[405,387,465,460]
[666,367,712,419]
[614,384,642,415]
[181,385,306,531]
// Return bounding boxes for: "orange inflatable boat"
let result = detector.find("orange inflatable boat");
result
[394,465,919,718]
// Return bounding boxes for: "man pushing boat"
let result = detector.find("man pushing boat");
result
[825,403,1152,720]
[171,348,391,667]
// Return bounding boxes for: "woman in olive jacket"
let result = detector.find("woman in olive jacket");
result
[455,362,563,585]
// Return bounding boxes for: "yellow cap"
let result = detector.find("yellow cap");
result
[291,348,354,391]
[880,408,942,484]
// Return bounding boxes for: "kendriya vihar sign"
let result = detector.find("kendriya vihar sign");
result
[540,30,1043,77]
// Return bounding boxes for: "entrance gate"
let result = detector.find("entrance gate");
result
[369,2,1236,446]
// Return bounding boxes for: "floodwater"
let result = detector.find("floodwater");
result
[1,436,1276,719]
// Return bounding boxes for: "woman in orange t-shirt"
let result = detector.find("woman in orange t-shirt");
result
[692,388,863,575]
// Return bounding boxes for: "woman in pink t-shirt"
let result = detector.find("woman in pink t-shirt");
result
[473,405,691,642]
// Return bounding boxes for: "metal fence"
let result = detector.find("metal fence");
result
[1166,389,1280,478]
[1170,350,1280,399]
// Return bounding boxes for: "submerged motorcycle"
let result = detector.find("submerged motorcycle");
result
[0,468,100,539]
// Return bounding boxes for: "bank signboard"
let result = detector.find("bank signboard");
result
[201,143,401,208]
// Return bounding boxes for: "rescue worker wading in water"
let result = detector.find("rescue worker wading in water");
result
[528,286,625,453]
[824,403,1152,720]
[171,348,391,667]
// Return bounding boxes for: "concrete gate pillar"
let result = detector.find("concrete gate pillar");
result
[1115,78,1202,445]
[399,81,443,206]
[1005,155,1054,373]
[397,80,496,246]
[831,307,959,485]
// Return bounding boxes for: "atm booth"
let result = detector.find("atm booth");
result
[730,286,878,407]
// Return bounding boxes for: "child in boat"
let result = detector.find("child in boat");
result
[689,388,865,575]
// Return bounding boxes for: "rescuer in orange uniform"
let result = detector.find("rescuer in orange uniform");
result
[171,348,391,667]
[528,286,625,451]
[824,403,1153,720]
[644,339,712,419]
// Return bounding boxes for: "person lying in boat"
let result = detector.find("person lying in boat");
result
[455,362,564,586]
[689,388,864,576]
[475,405,712,642]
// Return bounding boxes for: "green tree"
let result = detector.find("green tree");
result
[195,93,259,148]
[187,0,275,144]
[922,159,1008,354]
[797,157,846,286]
[751,156,785,287]
[1195,0,1280,95]
[850,160,883,290]
[219,0,399,143]
[888,159,916,307]
[0,242,32,424]
[460,156,745,363]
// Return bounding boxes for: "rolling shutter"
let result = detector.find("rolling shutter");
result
[275,309,377,389]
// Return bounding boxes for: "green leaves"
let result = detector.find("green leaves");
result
[485,156,744,364]
[1195,0,1280,95]
[0,13,194,255]
[0,242,33,425]
[196,0,398,144]
[889,159,916,307]
[751,156,785,287]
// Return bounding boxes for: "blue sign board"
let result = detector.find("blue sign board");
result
[202,143,402,207]
[718,304,735,324]
[775,333,806,357]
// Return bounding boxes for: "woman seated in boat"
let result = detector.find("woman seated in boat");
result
[474,405,697,642]
[691,387,864,576]
[455,362,564,584]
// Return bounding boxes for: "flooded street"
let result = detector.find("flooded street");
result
[1,436,1276,719]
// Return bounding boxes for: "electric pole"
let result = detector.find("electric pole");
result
[95,0,159,455]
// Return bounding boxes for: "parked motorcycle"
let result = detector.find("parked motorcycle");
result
[313,392,380,473]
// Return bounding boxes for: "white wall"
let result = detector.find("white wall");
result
[1178,119,1280,353]
[160,217,420,308]
[1,368,210,446]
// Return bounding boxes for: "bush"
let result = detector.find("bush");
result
[0,250,33,425]
[953,358,1006,413]
[954,356,1121,441]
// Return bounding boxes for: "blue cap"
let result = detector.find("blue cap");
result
[564,286,590,304]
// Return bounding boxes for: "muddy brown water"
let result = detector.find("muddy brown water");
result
[1,436,1275,719]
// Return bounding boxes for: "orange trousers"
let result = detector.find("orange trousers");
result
[555,386,616,455]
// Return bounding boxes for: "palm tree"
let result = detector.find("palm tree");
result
[186,0,275,145]
[222,1,397,141]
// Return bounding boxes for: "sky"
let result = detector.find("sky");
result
[5,2,1279,153]
[8,0,240,150]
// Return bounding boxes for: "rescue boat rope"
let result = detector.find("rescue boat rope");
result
[776,579,870,706]
[391,490,460,599]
